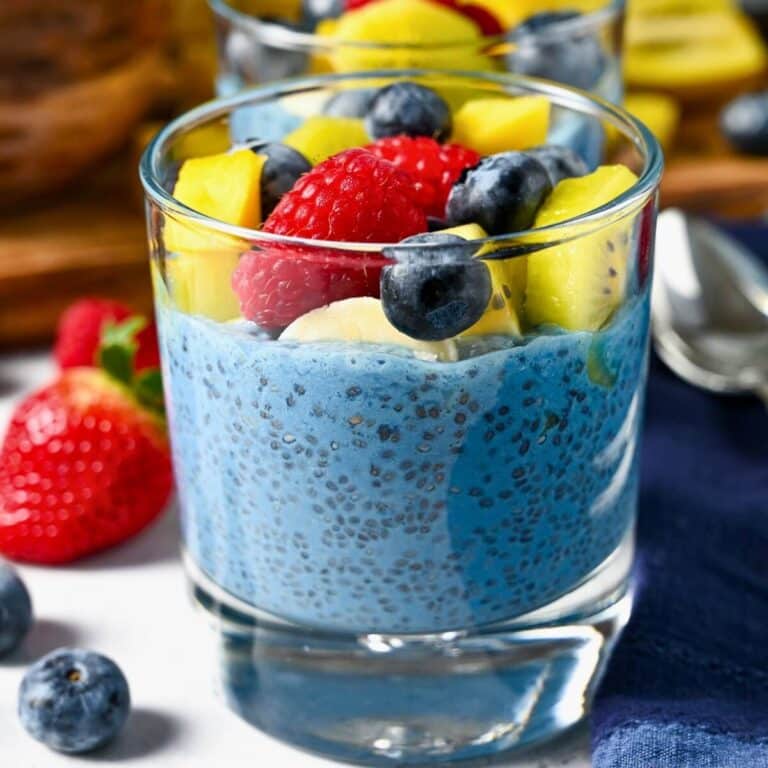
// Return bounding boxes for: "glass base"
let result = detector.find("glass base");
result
[187,538,632,765]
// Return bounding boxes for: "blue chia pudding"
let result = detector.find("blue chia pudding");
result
[158,296,649,634]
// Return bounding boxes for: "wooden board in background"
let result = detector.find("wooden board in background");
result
[0,156,152,348]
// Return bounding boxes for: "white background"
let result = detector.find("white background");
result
[0,351,590,767]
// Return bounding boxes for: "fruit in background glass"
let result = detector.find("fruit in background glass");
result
[283,115,369,164]
[165,149,266,252]
[245,141,312,217]
[19,649,130,754]
[0,564,32,658]
[226,15,308,83]
[366,136,480,217]
[380,233,492,340]
[526,165,638,331]
[0,320,172,564]
[720,90,768,155]
[509,11,606,91]
[328,0,492,72]
[55,299,160,372]
[467,0,540,28]
[446,152,553,234]
[434,0,504,34]
[345,0,504,35]
[527,144,589,186]
[281,296,459,360]
[366,82,453,141]
[625,6,767,90]
[232,148,427,329]
[451,96,550,156]
[303,0,345,26]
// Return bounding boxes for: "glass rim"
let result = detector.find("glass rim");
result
[208,0,625,50]
[139,69,663,253]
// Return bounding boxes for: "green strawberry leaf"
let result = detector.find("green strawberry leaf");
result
[98,316,166,421]
[134,369,165,417]
[98,317,146,386]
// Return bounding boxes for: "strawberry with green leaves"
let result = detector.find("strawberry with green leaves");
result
[0,316,172,564]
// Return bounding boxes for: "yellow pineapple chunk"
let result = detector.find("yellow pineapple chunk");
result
[451,96,550,156]
[438,223,523,337]
[283,116,369,165]
[164,148,264,320]
[328,0,492,73]
[166,149,266,253]
[526,166,639,332]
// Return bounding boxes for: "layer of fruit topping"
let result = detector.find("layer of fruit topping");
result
[165,80,642,355]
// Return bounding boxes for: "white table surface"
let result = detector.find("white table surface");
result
[0,350,591,767]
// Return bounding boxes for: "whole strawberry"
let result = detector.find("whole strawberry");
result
[0,319,172,564]
[366,136,480,218]
[54,298,160,372]
[233,148,427,330]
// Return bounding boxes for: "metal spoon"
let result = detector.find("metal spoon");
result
[651,208,768,402]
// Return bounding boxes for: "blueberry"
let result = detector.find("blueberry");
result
[427,216,450,232]
[0,564,32,657]
[446,152,553,234]
[381,233,492,341]
[302,0,344,28]
[19,648,131,754]
[247,141,312,216]
[509,11,606,91]
[323,88,379,118]
[720,91,768,156]
[366,83,452,141]
[526,145,588,186]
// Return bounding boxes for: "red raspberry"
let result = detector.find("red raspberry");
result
[345,0,504,36]
[233,148,427,329]
[366,136,480,218]
[55,298,160,372]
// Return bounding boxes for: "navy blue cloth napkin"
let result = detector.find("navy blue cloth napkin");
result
[592,223,768,767]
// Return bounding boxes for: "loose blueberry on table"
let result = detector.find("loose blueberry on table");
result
[19,648,131,754]
[0,564,32,658]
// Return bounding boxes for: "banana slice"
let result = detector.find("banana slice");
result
[280,297,459,362]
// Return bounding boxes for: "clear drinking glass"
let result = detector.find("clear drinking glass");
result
[140,70,662,765]
[209,0,625,103]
